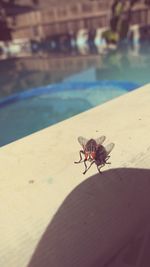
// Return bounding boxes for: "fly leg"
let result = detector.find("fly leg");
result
[105,156,111,164]
[83,159,88,174]
[74,150,84,164]
[83,160,95,175]
[97,163,105,174]
[97,158,111,173]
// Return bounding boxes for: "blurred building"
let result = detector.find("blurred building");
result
[7,0,112,41]
[5,0,149,42]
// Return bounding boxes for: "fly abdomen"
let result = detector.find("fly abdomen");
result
[95,145,107,164]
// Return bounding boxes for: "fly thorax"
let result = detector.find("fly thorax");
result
[86,139,97,152]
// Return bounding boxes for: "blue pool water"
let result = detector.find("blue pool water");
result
[1,42,150,146]
[0,80,138,146]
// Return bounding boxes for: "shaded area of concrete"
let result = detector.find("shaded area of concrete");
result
[28,168,150,267]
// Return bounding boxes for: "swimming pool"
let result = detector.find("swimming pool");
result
[0,80,138,146]
[0,42,150,146]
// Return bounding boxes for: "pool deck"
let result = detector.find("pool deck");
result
[1,83,150,267]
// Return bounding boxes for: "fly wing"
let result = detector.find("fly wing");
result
[105,143,115,156]
[95,136,106,145]
[77,136,88,148]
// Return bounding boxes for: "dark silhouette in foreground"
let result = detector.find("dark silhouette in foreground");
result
[28,168,150,267]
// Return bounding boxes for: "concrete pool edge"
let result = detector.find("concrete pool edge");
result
[0,83,150,267]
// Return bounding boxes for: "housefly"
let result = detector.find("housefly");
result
[74,136,115,174]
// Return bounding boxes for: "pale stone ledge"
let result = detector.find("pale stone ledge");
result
[0,84,150,267]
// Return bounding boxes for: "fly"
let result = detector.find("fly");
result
[74,136,115,174]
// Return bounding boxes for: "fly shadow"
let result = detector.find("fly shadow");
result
[28,167,150,267]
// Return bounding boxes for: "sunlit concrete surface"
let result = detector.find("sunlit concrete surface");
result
[0,84,150,267]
